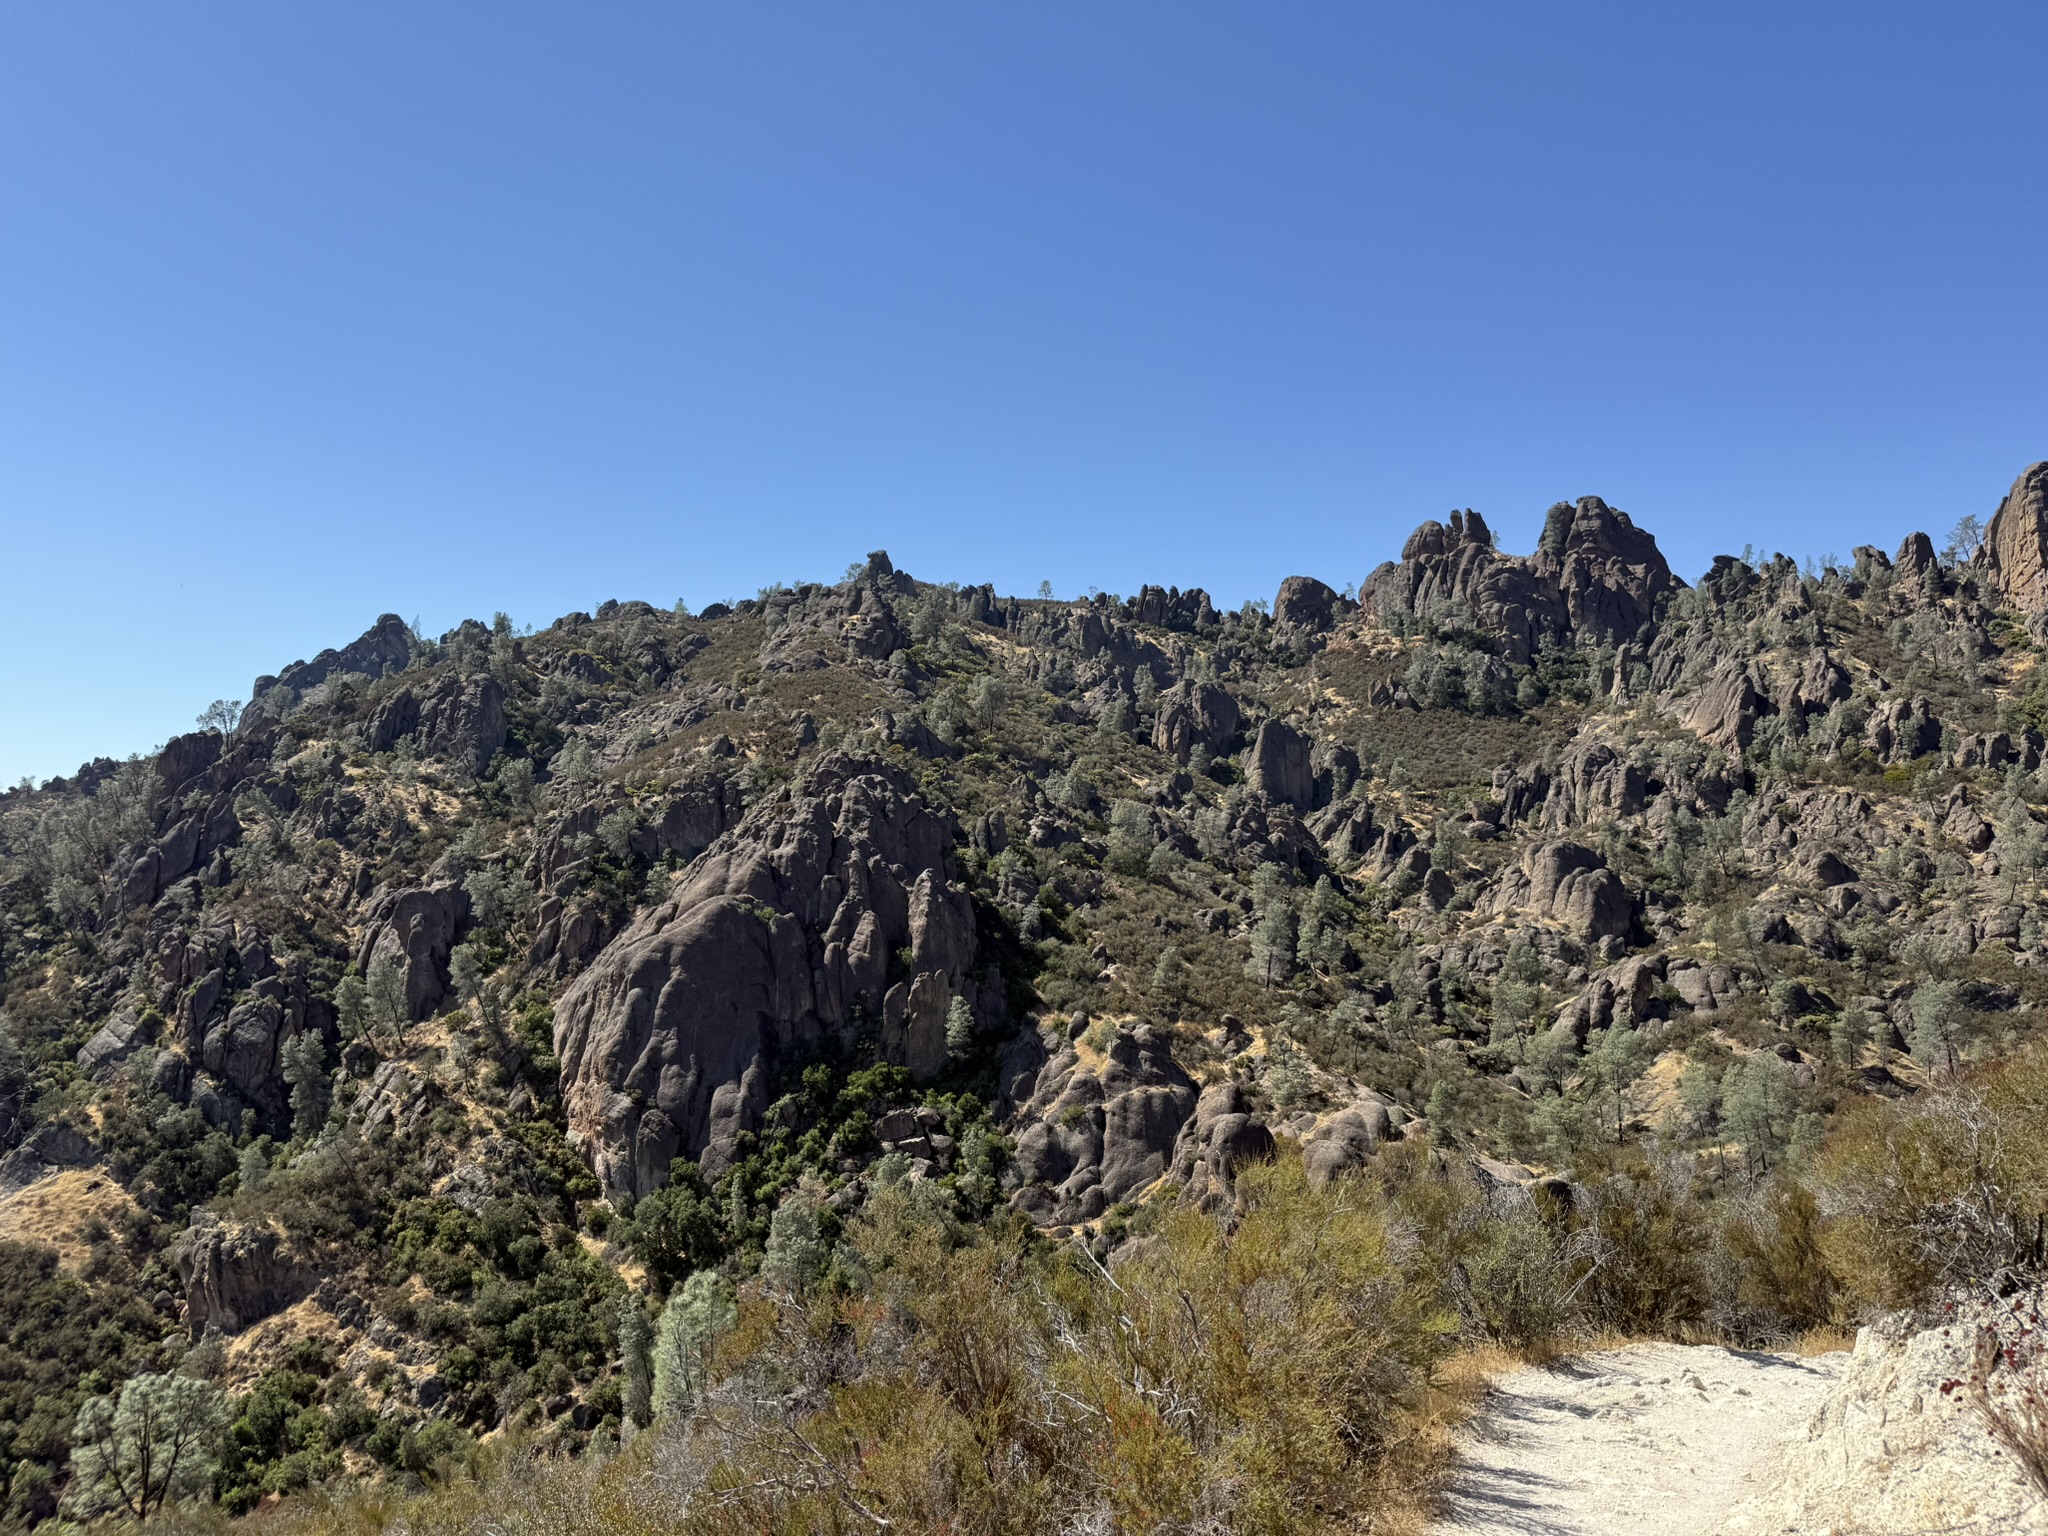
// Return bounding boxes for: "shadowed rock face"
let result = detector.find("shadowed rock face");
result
[1978,461,2048,613]
[1247,719,1313,809]
[1273,575,1338,633]
[1007,1025,1198,1225]
[173,1215,309,1336]
[356,882,471,1023]
[1151,681,1240,764]
[1362,499,1681,663]
[552,755,977,1196]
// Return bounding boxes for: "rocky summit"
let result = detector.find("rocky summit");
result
[8,472,2048,1529]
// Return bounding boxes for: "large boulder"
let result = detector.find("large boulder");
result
[1246,719,1314,809]
[1492,841,1633,944]
[1681,662,1766,750]
[1864,696,1941,763]
[1977,461,2048,613]
[1152,682,1240,764]
[553,755,979,1196]
[1007,1026,1198,1225]
[1170,1081,1279,1209]
[172,1215,310,1336]
[1272,576,1338,633]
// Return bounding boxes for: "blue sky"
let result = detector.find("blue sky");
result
[4,3,2045,784]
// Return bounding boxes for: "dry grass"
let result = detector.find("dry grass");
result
[0,1167,138,1271]
[1794,1324,1856,1357]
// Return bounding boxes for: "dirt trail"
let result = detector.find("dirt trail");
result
[1430,1341,1843,1536]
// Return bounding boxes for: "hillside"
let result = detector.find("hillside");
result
[5,464,2048,1530]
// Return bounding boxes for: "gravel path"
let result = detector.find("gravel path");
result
[1431,1341,1844,1536]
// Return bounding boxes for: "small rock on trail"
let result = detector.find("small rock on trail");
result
[1431,1341,1841,1536]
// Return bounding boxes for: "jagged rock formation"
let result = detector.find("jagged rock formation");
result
[1979,461,2048,613]
[251,612,415,704]
[12,461,2048,1517]
[553,755,981,1195]
[1363,498,1681,662]
[1008,1025,1198,1224]
[172,1214,310,1336]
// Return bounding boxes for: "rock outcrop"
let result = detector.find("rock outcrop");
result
[1152,681,1240,764]
[1272,576,1338,633]
[1978,460,2048,614]
[1246,719,1313,809]
[356,882,471,1023]
[1168,1081,1278,1210]
[172,1215,310,1336]
[553,755,980,1196]
[1491,841,1633,945]
[1728,1296,2048,1536]
[1363,499,1680,663]
[252,613,415,703]
[1008,1025,1198,1224]
[363,675,507,773]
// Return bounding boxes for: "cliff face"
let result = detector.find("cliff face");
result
[1979,460,2048,614]
[551,755,980,1194]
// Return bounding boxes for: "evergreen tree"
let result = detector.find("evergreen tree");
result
[71,1373,232,1520]
[945,995,974,1059]
[617,1295,654,1431]
[651,1271,737,1419]
[280,1031,330,1140]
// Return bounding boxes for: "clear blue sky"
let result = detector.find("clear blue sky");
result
[5,4,2045,785]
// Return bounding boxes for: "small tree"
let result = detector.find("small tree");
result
[1677,1060,1723,1140]
[364,949,410,1045]
[1585,1026,1657,1143]
[71,1372,232,1520]
[617,1295,654,1432]
[1910,979,1972,1075]
[194,699,243,734]
[652,1270,737,1418]
[1246,864,1297,987]
[760,1193,828,1294]
[1150,945,1189,1010]
[1830,1007,1873,1069]
[333,973,369,1042]
[1723,1053,1799,1175]
[945,995,974,1060]
[280,1030,330,1140]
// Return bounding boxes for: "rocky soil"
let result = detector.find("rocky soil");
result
[1438,1301,2048,1536]
[1434,1342,1843,1536]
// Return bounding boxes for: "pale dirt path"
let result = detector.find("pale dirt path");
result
[1430,1341,1843,1536]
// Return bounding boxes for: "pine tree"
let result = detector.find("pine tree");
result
[945,995,974,1059]
[652,1271,737,1418]
[617,1295,653,1431]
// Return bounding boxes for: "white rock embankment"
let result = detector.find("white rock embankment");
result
[1436,1306,2048,1536]
[1432,1341,1842,1535]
